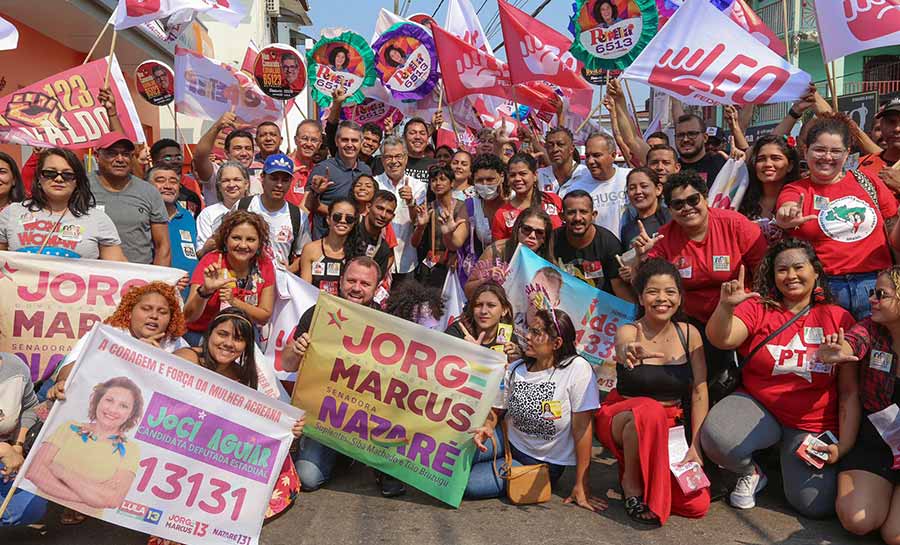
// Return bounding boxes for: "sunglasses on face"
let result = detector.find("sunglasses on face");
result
[331,213,357,225]
[669,193,703,211]
[40,169,77,182]
[520,224,546,238]
[870,288,895,300]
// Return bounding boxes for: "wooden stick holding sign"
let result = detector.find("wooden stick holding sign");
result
[83,23,110,65]
[576,101,603,134]
[103,30,118,88]
[166,104,193,161]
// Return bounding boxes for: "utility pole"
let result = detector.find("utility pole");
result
[394,0,399,14]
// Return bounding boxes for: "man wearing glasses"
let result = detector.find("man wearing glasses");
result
[281,53,303,91]
[149,138,202,216]
[288,119,323,208]
[675,114,727,184]
[89,132,171,266]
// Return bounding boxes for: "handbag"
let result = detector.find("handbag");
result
[711,303,812,399]
[492,418,551,505]
[850,169,896,265]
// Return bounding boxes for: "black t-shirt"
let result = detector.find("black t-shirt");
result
[293,305,317,339]
[352,221,392,278]
[405,156,436,185]
[620,207,671,253]
[679,152,727,185]
[552,225,621,294]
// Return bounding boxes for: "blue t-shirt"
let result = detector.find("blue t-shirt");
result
[167,204,198,298]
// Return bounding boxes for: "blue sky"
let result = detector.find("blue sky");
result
[305,0,650,110]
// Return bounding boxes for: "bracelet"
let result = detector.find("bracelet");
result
[197,287,213,299]
[788,108,801,120]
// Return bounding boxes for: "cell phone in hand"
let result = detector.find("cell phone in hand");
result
[796,431,838,469]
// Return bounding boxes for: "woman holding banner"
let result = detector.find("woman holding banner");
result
[183,211,275,346]
[467,307,605,512]
[464,207,555,298]
[172,308,305,527]
[597,259,710,526]
[701,240,859,518]
[0,148,126,260]
[195,161,251,257]
[0,151,25,211]
[446,283,521,362]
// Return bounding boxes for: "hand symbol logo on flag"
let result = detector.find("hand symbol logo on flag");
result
[455,52,508,89]
[125,0,161,16]
[648,44,724,97]
[843,0,900,41]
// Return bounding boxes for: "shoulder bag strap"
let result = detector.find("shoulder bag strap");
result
[237,196,252,211]
[740,304,811,367]
[850,169,879,210]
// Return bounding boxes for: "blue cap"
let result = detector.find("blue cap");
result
[263,153,294,175]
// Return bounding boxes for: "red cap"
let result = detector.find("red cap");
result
[95,131,135,150]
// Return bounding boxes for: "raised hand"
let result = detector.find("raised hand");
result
[432,109,444,129]
[457,322,487,346]
[616,254,634,284]
[815,328,860,364]
[97,87,117,118]
[621,323,666,369]
[399,181,414,205]
[438,206,465,235]
[415,204,430,227]
[775,194,818,230]
[631,220,664,257]
[383,115,395,135]
[202,260,233,293]
[309,167,333,195]
[332,86,347,107]
[291,415,306,438]
[719,265,760,308]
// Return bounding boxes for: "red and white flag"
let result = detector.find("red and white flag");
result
[726,0,787,57]
[0,16,18,51]
[621,0,810,106]
[433,24,513,104]
[497,0,586,89]
[114,0,248,30]
[240,39,259,75]
[445,0,492,53]
[815,0,900,63]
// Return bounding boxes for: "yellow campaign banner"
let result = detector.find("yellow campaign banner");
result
[0,252,184,381]
[292,293,506,507]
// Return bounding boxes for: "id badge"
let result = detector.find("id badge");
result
[312,261,326,276]
[712,255,731,272]
[813,195,830,211]
[871,350,894,373]
[804,327,824,345]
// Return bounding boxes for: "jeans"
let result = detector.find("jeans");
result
[294,437,340,491]
[700,392,838,519]
[827,272,877,321]
[0,463,47,526]
[465,426,566,499]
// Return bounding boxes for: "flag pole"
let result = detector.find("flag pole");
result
[291,99,308,120]
[781,0,790,59]
[0,481,18,521]
[823,60,838,111]
[283,101,292,154]
[103,30,118,88]
[83,23,110,65]
[576,101,603,133]
[622,78,642,132]
[167,104,193,161]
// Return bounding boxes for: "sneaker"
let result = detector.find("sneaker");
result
[374,471,407,498]
[730,464,767,509]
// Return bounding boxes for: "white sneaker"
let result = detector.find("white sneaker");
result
[730,464,767,509]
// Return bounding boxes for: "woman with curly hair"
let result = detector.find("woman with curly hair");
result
[464,207,555,298]
[776,115,899,319]
[446,283,521,363]
[329,46,350,72]
[738,135,800,244]
[383,279,445,330]
[701,239,859,518]
[183,210,275,345]
[0,148,125,260]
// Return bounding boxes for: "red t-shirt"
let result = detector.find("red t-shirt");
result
[287,156,313,208]
[491,192,563,241]
[187,251,275,332]
[733,300,854,433]
[776,172,898,276]
[858,153,889,190]
[648,207,766,323]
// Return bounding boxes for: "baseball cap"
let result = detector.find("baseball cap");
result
[263,153,294,175]
[876,98,900,119]
[96,131,135,151]
[706,126,724,141]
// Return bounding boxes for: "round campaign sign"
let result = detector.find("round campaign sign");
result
[307,31,376,108]
[253,43,307,100]
[569,0,658,72]
[134,60,175,106]
[372,22,439,102]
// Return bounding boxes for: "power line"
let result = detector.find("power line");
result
[492,0,553,52]
[476,0,490,15]
[431,0,446,17]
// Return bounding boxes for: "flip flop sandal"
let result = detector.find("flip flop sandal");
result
[624,496,660,526]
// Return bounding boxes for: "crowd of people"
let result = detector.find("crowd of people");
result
[1,78,900,544]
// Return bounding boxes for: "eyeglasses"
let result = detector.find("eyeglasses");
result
[40,169,77,182]
[809,147,847,159]
[870,288,895,300]
[331,213,357,225]
[525,326,547,338]
[520,224,546,239]
[297,136,321,144]
[675,130,702,140]
[382,153,406,162]
[669,193,703,211]
[161,154,183,162]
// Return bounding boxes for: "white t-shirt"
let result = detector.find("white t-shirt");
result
[495,356,600,466]
[375,173,427,274]
[537,163,591,194]
[559,166,630,238]
[203,163,262,206]
[240,196,310,264]
[195,202,231,252]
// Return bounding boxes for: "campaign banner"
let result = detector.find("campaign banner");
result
[621,0,810,105]
[0,55,145,148]
[816,0,900,63]
[253,43,306,100]
[262,270,318,382]
[135,60,175,106]
[114,0,248,30]
[307,31,376,108]
[175,46,282,128]
[502,246,634,392]
[0,252,183,381]
[292,292,505,507]
[569,0,659,71]
[334,97,404,131]
[372,22,439,101]
[445,0,492,52]
[15,325,301,545]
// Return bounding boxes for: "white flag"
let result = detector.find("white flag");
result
[114,0,248,30]
[445,0,492,53]
[0,16,18,51]
[815,0,900,63]
[621,0,810,106]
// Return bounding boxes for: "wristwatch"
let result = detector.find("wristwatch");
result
[788,108,802,120]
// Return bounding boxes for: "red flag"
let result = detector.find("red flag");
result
[726,0,787,57]
[497,0,587,89]
[433,24,514,104]
[240,39,259,75]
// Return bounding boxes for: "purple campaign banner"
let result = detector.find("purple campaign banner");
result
[136,392,281,484]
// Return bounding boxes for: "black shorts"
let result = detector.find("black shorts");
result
[840,418,900,485]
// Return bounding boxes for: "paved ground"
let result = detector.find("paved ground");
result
[1,446,879,545]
